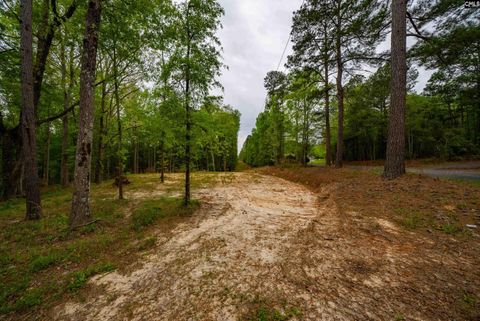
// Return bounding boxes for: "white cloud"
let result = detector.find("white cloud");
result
[216,0,432,152]
[217,0,302,151]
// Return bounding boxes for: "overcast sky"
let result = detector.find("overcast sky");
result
[216,0,432,151]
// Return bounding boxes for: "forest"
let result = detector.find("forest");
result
[240,0,480,168]
[0,0,240,222]
[0,0,479,320]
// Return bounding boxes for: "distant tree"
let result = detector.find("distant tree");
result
[289,0,388,168]
[264,71,288,164]
[172,0,224,205]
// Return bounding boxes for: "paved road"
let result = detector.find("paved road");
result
[348,161,480,182]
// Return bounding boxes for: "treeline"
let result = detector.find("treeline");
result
[0,0,236,224]
[240,0,479,168]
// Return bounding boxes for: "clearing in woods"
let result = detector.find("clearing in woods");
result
[49,169,480,321]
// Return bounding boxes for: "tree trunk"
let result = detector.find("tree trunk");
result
[184,12,192,206]
[383,0,406,179]
[133,138,139,174]
[60,31,71,187]
[70,0,102,229]
[324,55,332,166]
[335,4,344,169]
[20,0,42,220]
[94,80,107,183]
[210,150,216,172]
[160,139,165,183]
[42,121,51,185]
[113,44,124,200]
[277,100,285,164]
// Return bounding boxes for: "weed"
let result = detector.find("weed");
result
[252,305,301,321]
[138,236,157,251]
[29,253,61,272]
[67,262,115,292]
[441,223,462,234]
[394,314,405,321]
[396,208,424,229]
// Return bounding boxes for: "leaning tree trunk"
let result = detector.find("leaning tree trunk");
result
[383,0,406,179]
[70,0,102,228]
[20,0,42,220]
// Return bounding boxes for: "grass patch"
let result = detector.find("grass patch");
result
[29,253,62,272]
[459,292,479,319]
[131,198,200,231]
[441,223,463,234]
[67,262,115,292]
[309,159,325,166]
[249,305,301,321]
[138,236,157,251]
[394,208,427,229]
[0,173,210,318]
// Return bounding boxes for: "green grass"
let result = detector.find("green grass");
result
[308,159,326,166]
[131,198,200,231]
[394,208,427,229]
[0,173,212,317]
[67,262,116,292]
[249,305,301,321]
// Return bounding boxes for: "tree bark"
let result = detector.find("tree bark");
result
[70,0,102,229]
[94,80,107,183]
[60,31,71,187]
[20,0,42,220]
[160,138,165,183]
[113,44,124,200]
[383,0,407,179]
[184,8,192,206]
[324,55,332,166]
[335,1,344,169]
[42,121,51,185]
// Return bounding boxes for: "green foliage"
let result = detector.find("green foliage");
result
[29,253,61,273]
[67,262,115,292]
[249,305,301,321]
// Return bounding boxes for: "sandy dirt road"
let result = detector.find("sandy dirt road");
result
[51,171,480,321]
[53,173,320,320]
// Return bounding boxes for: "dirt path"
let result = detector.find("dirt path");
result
[53,173,320,320]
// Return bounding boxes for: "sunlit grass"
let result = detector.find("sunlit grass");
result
[0,172,218,316]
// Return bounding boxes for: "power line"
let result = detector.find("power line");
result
[275,0,306,72]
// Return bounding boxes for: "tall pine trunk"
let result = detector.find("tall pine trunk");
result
[324,55,332,166]
[184,41,192,205]
[20,0,42,220]
[70,0,102,228]
[383,0,406,179]
[335,4,344,169]
[184,7,192,206]
[113,44,124,200]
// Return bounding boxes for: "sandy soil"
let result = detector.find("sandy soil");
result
[51,171,480,321]
[52,173,320,320]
